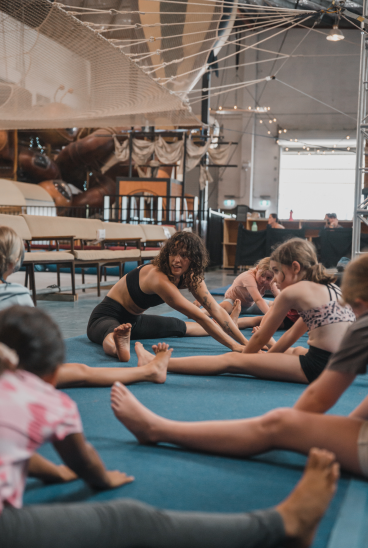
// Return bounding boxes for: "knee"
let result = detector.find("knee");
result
[72,362,91,381]
[259,408,294,442]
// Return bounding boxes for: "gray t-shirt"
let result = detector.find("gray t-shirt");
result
[0,283,34,310]
[327,311,368,375]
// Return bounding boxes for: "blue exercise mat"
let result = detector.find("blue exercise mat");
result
[24,316,368,548]
[209,284,231,295]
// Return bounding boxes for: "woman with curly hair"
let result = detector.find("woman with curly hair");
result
[87,231,248,361]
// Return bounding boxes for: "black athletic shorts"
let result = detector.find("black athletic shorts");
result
[299,345,332,383]
[280,316,295,331]
[87,296,187,345]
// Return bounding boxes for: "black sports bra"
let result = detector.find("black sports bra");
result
[125,264,184,310]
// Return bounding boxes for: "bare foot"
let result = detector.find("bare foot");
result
[143,343,172,384]
[230,299,242,325]
[111,382,164,444]
[113,324,131,362]
[193,299,201,308]
[276,448,339,548]
[135,341,155,367]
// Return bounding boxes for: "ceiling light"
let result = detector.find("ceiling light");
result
[267,131,271,134]
[267,107,270,110]
[323,151,326,154]
[298,152,300,155]
[209,107,211,111]
[234,105,237,109]
[276,140,279,144]
[294,139,298,142]
[347,147,351,150]
[273,118,276,122]
[332,150,335,153]
[317,150,320,153]
[306,147,310,151]
[326,24,345,42]
[283,129,287,133]
[333,144,336,148]
[303,146,306,149]
[248,106,251,110]
[285,148,289,151]
[347,135,350,139]
[260,120,263,123]
[219,106,222,110]
[278,130,282,134]
[290,139,292,142]
[269,120,272,123]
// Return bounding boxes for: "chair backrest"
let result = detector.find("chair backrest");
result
[22,215,76,239]
[67,218,105,241]
[140,224,168,243]
[0,214,32,240]
[103,222,145,244]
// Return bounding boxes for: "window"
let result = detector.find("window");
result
[278,147,356,220]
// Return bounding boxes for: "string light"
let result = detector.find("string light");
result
[346,136,350,139]
[267,131,271,134]
[278,130,282,134]
[347,146,351,150]
[306,147,310,151]
[269,120,272,123]
[234,105,237,109]
[285,147,289,151]
[283,129,287,133]
[219,106,222,110]
[260,120,263,123]
[273,118,276,122]
[303,146,306,149]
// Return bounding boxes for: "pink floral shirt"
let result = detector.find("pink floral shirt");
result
[0,370,82,513]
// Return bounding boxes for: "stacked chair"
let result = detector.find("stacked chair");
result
[0,213,176,303]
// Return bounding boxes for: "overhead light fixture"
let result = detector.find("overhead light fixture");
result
[294,139,298,142]
[269,120,272,123]
[303,146,306,149]
[234,105,237,109]
[267,131,271,134]
[260,120,263,123]
[346,136,350,139]
[219,106,222,110]
[326,23,344,42]
[285,147,289,151]
[306,147,310,151]
[332,150,335,153]
[278,130,282,134]
[273,118,277,122]
[347,147,351,150]
[283,129,287,133]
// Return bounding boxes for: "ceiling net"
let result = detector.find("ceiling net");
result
[0,0,202,129]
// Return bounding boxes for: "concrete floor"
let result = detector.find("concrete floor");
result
[8,269,236,338]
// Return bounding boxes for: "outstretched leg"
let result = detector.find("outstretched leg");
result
[102,324,131,362]
[111,384,363,475]
[56,344,172,388]
[167,351,309,383]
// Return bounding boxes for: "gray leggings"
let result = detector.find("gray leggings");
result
[0,498,285,548]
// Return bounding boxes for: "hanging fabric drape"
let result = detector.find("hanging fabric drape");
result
[103,135,232,175]
[199,165,214,190]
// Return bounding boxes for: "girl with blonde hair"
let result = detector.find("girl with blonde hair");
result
[134,238,355,384]
[111,253,368,480]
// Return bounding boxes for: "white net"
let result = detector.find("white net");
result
[0,0,201,129]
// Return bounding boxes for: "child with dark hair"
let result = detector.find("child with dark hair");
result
[0,306,339,548]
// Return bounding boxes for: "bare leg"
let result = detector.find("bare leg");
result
[111,384,363,475]
[102,324,131,362]
[230,299,242,323]
[28,453,77,483]
[167,351,309,383]
[185,322,211,337]
[237,316,263,329]
[276,448,339,548]
[56,344,171,388]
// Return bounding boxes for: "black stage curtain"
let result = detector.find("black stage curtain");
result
[320,228,353,268]
[234,225,267,273]
[266,227,305,255]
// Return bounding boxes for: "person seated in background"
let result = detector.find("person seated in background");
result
[324,213,343,229]
[268,214,285,229]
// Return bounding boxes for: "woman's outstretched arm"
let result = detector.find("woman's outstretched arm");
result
[151,274,247,350]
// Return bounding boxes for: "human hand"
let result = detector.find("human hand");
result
[232,344,247,353]
[104,470,135,489]
[0,343,18,372]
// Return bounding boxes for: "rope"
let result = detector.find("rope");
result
[276,78,357,120]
